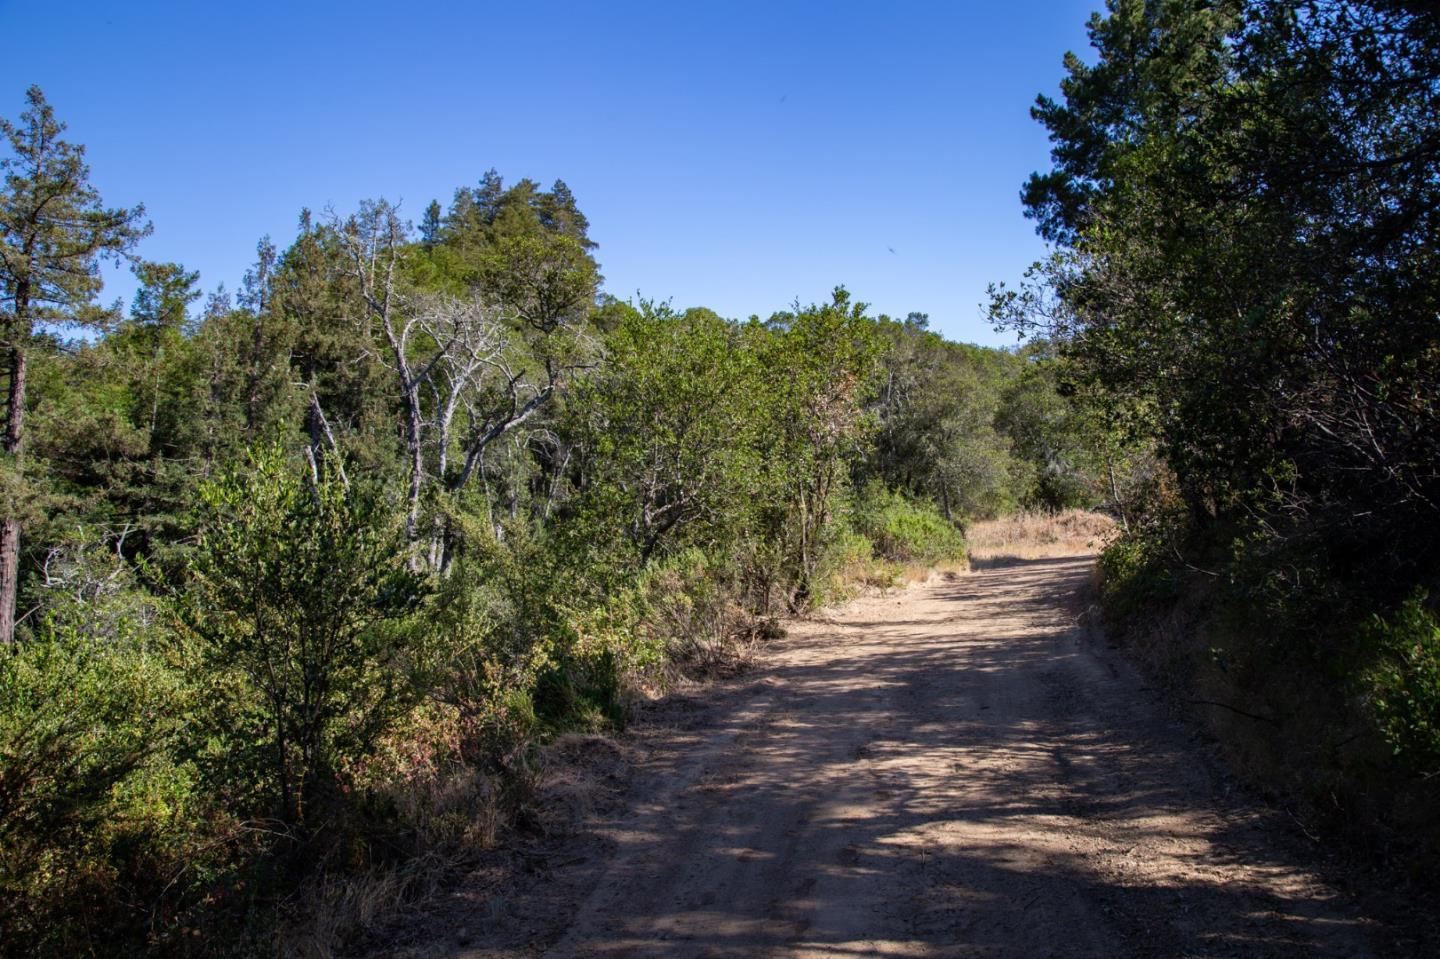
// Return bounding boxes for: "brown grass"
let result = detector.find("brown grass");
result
[823,556,972,604]
[281,852,453,959]
[281,734,638,958]
[967,509,1117,563]
[538,732,635,831]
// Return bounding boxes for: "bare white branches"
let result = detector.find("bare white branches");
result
[327,200,580,569]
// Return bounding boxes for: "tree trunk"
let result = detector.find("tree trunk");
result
[1106,455,1131,534]
[1,323,27,645]
[403,386,424,567]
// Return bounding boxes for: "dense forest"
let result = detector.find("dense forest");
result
[0,86,1103,953]
[5,0,1440,954]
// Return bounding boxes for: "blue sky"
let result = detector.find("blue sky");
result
[0,0,1096,346]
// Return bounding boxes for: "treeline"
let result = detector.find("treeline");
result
[0,87,1101,954]
[1002,0,1439,856]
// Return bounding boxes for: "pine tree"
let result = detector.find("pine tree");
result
[540,178,594,247]
[0,86,148,643]
[124,261,200,443]
[474,168,504,224]
[419,200,442,248]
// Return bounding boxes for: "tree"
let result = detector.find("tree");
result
[271,208,389,475]
[236,236,285,434]
[1015,0,1440,622]
[867,317,1024,519]
[1021,0,1240,245]
[570,303,765,565]
[419,200,442,248]
[756,289,881,604]
[0,86,148,643]
[123,261,200,442]
[181,448,425,827]
[332,200,580,568]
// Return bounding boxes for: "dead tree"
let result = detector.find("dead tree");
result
[332,201,576,571]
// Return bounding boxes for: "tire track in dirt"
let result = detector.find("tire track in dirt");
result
[397,555,1386,958]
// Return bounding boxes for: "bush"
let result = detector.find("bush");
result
[626,547,759,676]
[1097,529,1177,620]
[0,623,196,955]
[1365,593,1440,778]
[179,448,427,831]
[421,538,553,769]
[853,487,966,565]
[810,527,883,601]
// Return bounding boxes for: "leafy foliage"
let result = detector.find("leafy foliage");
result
[1,85,149,643]
[179,448,426,829]
[0,623,193,953]
[853,485,967,566]
[1366,594,1440,778]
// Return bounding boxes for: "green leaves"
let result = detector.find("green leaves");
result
[570,302,765,566]
[851,485,967,565]
[1023,0,1440,603]
[0,626,186,848]
[1365,593,1440,777]
[2,85,151,643]
[0,621,194,952]
[180,447,427,827]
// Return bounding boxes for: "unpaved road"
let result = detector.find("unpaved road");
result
[386,555,1402,958]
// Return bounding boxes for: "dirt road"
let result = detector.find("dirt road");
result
[401,555,1389,958]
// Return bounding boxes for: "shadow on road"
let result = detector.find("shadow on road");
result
[416,556,1387,959]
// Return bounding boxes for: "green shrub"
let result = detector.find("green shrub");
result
[853,487,966,565]
[179,447,427,830]
[0,623,196,955]
[533,645,626,732]
[421,538,553,769]
[1097,530,1177,619]
[1365,593,1440,778]
[820,536,903,599]
[629,548,752,668]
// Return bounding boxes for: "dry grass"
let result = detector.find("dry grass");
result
[279,769,508,957]
[282,734,637,958]
[538,732,635,831]
[281,852,454,959]
[825,556,971,603]
[967,509,1117,563]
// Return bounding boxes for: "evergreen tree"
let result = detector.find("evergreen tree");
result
[0,86,148,643]
[123,261,200,443]
[237,236,285,434]
[539,178,594,247]
[473,167,504,223]
[419,199,442,248]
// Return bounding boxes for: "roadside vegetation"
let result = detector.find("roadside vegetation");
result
[998,0,1440,869]
[0,88,1110,956]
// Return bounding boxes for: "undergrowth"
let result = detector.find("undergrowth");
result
[1096,516,1440,872]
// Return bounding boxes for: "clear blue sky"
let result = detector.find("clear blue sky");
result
[0,0,1096,346]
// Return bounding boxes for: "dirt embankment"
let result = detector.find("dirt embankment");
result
[369,554,1420,958]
